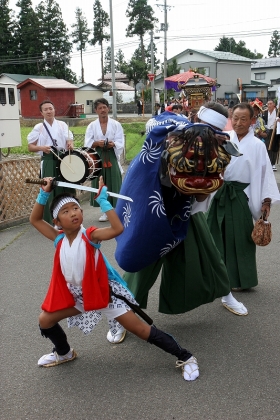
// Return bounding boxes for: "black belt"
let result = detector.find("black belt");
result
[111,289,153,325]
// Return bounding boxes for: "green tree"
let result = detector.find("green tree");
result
[215,36,263,59]
[36,0,77,82]
[14,0,45,75]
[268,30,280,57]
[71,7,90,83]
[165,58,181,77]
[91,0,110,82]
[123,46,148,100]
[115,49,127,72]
[0,0,17,73]
[125,0,157,62]
[104,46,112,74]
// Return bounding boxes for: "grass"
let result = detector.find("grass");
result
[4,122,146,162]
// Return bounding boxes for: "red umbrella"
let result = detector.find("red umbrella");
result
[165,71,216,91]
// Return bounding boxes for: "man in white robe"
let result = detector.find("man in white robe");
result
[207,102,280,291]
[84,98,124,221]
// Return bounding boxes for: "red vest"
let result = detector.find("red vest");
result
[41,229,110,312]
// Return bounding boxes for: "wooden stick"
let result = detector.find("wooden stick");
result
[68,122,71,163]
[50,149,75,173]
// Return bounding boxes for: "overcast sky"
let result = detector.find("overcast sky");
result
[8,0,279,83]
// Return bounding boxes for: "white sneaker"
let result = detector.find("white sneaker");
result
[106,326,126,343]
[38,348,77,367]
[99,213,108,222]
[176,356,199,381]
[272,165,277,171]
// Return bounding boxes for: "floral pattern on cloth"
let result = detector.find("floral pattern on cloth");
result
[67,279,138,335]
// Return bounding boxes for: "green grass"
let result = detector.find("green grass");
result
[4,122,146,162]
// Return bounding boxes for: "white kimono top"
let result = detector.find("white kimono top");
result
[84,118,124,171]
[223,128,280,220]
[27,119,73,155]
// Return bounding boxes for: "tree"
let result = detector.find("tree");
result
[268,30,280,57]
[71,7,90,83]
[36,0,77,82]
[164,58,181,77]
[215,36,263,59]
[14,0,45,74]
[115,49,126,72]
[0,0,17,73]
[91,0,110,82]
[122,46,148,100]
[126,0,157,63]
[104,46,112,74]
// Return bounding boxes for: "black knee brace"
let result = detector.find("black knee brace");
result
[147,325,192,361]
[39,323,70,356]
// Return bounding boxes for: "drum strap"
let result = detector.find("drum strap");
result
[43,122,58,147]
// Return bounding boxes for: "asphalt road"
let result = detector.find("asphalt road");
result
[1,166,280,420]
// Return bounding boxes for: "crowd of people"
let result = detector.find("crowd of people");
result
[27,95,280,383]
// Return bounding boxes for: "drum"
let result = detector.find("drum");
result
[57,148,101,184]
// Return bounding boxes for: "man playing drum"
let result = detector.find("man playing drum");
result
[84,98,124,222]
[27,100,74,223]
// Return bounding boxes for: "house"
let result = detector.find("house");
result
[99,72,131,85]
[75,83,104,114]
[17,78,77,118]
[96,81,135,104]
[0,73,57,114]
[251,58,280,100]
[154,49,263,102]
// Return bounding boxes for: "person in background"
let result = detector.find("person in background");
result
[154,103,161,116]
[250,99,267,143]
[136,99,143,115]
[224,107,233,130]
[207,103,280,292]
[263,100,279,171]
[27,100,74,224]
[84,98,124,222]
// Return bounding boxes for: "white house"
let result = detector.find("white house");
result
[251,58,280,100]
[154,49,271,102]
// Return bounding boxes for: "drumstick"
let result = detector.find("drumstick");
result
[50,148,75,174]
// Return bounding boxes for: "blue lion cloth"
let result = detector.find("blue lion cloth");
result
[115,112,193,272]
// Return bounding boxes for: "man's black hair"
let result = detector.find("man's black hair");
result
[232,102,254,119]
[39,100,55,112]
[94,98,109,110]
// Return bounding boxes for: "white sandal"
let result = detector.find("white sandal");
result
[176,356,199,381]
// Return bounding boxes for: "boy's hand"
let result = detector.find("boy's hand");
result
[42,177,53,193]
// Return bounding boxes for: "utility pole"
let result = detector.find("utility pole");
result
[150,29,155,116]
[109,0,117,119]
[156,0,171,102]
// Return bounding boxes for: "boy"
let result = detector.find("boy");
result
[30,176,199,381]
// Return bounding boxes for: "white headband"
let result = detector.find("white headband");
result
[52,197,81,219]
[197,106,227,130]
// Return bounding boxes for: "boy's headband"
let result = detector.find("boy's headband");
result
[52,197,80,219]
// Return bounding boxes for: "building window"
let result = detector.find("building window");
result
[255,73,265,80]
[271,78,280,85]
[30,90,37,100]
[86,100,93,106]
[245,92,257,99]
[0,88,6,104]
[197,67,210,77]
[8,88,15,105]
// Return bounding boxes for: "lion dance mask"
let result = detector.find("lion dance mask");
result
[161,124,241,195]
